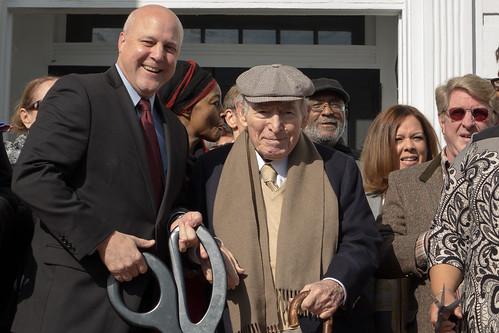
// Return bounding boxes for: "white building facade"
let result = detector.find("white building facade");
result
[1,0,498,148]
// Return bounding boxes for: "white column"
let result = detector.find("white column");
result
[401,0,474,146]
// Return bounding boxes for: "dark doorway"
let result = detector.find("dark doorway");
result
[207,67,381,150]
[48,65,380,150]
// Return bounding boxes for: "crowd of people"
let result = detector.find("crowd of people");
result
[1,4,498,333]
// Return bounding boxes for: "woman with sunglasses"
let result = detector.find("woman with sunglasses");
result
[0,74,57,329]
[360,105,440,333]
[5,75,58,165]
[376,74,499,333]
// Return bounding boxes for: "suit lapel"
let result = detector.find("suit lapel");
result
[419,153,442,183]
[106,68,157,214]
[155,100,187,224]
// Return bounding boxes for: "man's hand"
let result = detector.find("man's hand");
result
[296,280,344,319]
[171,212,245,289]
[199,243,245,290]
[171,211,203,253]
[97,231,155,282]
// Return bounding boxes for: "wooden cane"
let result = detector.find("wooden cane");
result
[288,291,333,333]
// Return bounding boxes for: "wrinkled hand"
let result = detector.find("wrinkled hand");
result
[171,211,203,253]
[296,280,344,319]
[429,292,463,333]
[97,231,155,282]
[200,243,245,290]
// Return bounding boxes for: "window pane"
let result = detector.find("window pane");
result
[184,29,201,43]
[318,31,352,45]
[243,30,276,44]
[280,30,313,45]
[92,28,121,43]
[205,29,238,44]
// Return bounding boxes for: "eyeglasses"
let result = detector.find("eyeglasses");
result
[28,99,42,110]
[491,78,499,92]
[445,107,492,122]
[310,101,345,113]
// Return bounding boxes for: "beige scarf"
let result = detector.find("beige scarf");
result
[213,130,339,333]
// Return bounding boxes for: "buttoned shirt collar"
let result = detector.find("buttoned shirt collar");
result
[440,146,451,177]
[255,152,288,187]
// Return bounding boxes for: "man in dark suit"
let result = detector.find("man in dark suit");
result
[10,5,204,332]
[377,74,499,332]
[0,134,16,259]
[189,64,381,333]
[0,134,18,330]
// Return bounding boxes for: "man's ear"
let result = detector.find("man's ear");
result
[225,109,238,130]
[235,101,248,127]
[117,32,126,54]
[301,104,311,128]
[345,108,349,119]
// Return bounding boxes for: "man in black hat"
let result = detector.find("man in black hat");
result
[188,64,380,333]
[304,78,360,159]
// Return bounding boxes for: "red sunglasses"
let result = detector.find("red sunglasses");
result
[446,107,491,122]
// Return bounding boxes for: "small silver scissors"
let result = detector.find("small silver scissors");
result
[432,285,462,333]
[107,226,227,333]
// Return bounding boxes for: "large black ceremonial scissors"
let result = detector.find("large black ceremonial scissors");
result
[107,226,227,333]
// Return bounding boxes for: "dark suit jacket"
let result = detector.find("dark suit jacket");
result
[190,142,381,333]
[376,155,443,333]
[0,136,16,238]
[11,67,188,333]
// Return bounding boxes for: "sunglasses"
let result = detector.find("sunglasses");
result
[445,107,491,122]
[28,99,42,110]
[492,78,499,92]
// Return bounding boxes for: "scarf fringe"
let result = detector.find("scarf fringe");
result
[237,323,280,333]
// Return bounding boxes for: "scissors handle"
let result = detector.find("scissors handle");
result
[107,252,181,332]
[107,225,227,333]
[169,226,227,333]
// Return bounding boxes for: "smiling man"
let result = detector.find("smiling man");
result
[10,5,208,333]
[304,78,360,159]
[376,74,499,333]
[189,64,381,333]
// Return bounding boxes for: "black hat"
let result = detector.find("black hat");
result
[311,78,350,104]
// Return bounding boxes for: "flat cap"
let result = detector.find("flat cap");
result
[236,64,315,103]
[311,78,350,104]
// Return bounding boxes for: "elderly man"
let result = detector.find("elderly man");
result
[189,64,381,333]
[10,5,213,332]
[304,78,359,159]
[376,74,499,332]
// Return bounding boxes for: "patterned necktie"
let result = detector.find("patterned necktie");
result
[138,98,164,208]
[260,163,279,192]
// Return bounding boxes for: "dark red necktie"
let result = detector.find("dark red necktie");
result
[138,98,164,208]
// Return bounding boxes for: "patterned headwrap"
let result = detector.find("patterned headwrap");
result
[157,60,217,115]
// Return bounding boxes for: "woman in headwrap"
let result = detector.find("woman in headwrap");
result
[158,59,224,165]
[157,60,224,321]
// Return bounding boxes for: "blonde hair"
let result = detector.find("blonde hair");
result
[360,104,440,195]
[10,75,58,134]
[435,74,499,122]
